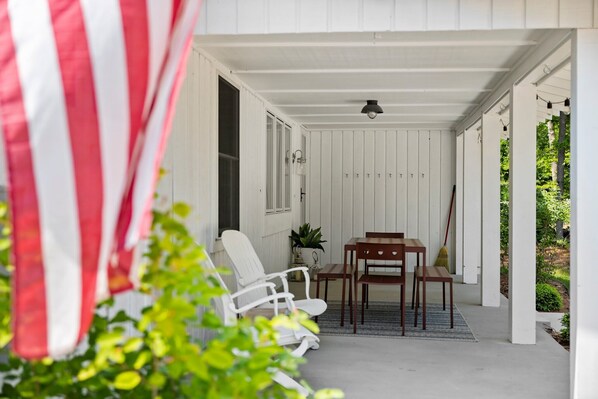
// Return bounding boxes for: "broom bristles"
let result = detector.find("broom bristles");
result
[434,246,449,271]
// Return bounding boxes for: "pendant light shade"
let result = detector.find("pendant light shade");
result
[361,100,384,119]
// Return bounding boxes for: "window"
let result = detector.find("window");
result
[218,77,239,235]
[266,112,291,213]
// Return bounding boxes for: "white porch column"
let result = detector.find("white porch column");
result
[481,112,501,307]
[455,132,464,275]
[508,82,536,344]
[570,28,598,399]
[463,126,481,284]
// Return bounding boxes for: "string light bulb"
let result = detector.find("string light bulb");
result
[564,98,570,107]
[547,101,553,109]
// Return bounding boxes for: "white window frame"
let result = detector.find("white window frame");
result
[266,112,292,214]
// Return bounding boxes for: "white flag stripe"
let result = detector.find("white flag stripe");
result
[9,0,82,355]
[80,0,130,300]
[143,0,173,124]
[126,1,200,249]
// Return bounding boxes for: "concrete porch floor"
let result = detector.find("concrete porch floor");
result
[291,273,569,399]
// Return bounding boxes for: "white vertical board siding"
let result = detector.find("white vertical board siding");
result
[342,131,354,247]
[331,131,343,265]
[320,132,333,265]
[305,129,455,269]
[463,127,482,283]
[407,131,419,270]
[353,131,364,237]
[374,131,386,231]
[441,131,457,273]
[385,131,397,232]
[455,133,464,275]
[427,0,459,30]
[396,131,408,233]
[429,130,442,264]
[418,131,430,256]
[309,131,322,228]
[459,0,492,30]
[363,131,375,234]
[199,0,598,34]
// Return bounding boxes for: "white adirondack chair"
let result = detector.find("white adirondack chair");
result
[202,250,319,396]
[221,230,327,317]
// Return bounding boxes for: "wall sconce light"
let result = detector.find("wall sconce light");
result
[292,150,306,175]
[361,100,384,119]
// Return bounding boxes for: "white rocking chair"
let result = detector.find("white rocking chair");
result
[202,250,319,396]
[221,230,327,317]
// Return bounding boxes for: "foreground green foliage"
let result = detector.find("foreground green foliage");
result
[0,202,343,398]
[536,283,563,312]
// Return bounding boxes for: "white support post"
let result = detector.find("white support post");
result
[570,28,598,399]
[481,112,501,307]
[455,133,464,276]
[463,126,482,285]
[508,82,537,345]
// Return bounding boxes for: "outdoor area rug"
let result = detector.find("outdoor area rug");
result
[316,301,478,342]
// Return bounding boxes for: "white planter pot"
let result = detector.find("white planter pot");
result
[299,248,320,267]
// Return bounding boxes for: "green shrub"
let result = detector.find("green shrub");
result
[536,253,556,284]
[536,283,563,312]
[560,313,570,342]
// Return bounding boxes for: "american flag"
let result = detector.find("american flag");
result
[0,0,201,359]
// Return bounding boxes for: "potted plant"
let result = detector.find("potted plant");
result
[290,223,326,275]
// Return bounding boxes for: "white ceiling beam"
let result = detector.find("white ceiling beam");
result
[258,88,491,94]
[534,57,571,86]
[275,102,477,107]
[303,121,454,125]
[200,40,538,48]
[233,67,510,74]
[455,30,571,134]
[290,113,466,117]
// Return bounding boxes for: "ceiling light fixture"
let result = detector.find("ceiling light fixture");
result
[361,100,384,119]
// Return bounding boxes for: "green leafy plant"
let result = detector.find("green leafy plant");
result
[290,223,327,252]
[536,253,556,284]
[536,283,563,312]
[0,201,343,399]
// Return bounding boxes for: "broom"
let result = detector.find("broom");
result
[435,185,456,272]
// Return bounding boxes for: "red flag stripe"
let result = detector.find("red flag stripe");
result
[0,0,48,358]
[78,0,132,301]
[47,0,104,345]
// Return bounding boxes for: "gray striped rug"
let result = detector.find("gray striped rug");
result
[316,301,477,342]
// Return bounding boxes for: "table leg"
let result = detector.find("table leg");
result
[340,248,348,327]
[422,251,427,330]
[350,250,354,325]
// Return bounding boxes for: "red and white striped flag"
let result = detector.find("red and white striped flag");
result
[0,0,201,359]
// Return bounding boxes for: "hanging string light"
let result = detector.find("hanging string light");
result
[500,119,509,132]
[536,94,570,110]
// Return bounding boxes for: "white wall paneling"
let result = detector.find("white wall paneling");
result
[197,0,598,35]
[406,131,419,270]
[331,131,344,265]
[307,129,455,272]
[374,131,387,231]
[309,131,322,228]
[320,132,332,265]
[396,131,408,236]
[352,131,364,237]
[342,131,354,247]
[455,133,464,275]
[363,130,375,235]
[463,126,482,284]
[441,131,457,273]
[385,131,397,233]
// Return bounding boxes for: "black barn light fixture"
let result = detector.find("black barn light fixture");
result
[361,100,384,119]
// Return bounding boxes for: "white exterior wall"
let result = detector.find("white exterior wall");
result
[307,129,455,271]
[159,47,302,281]
[197,0,598,35]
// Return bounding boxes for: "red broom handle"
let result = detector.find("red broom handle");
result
[443,185,456,247]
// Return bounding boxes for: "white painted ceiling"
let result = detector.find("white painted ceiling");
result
[196,29,570,131]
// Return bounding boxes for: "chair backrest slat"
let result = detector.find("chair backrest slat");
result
[356,242,406,262]
[365,231,405,238]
